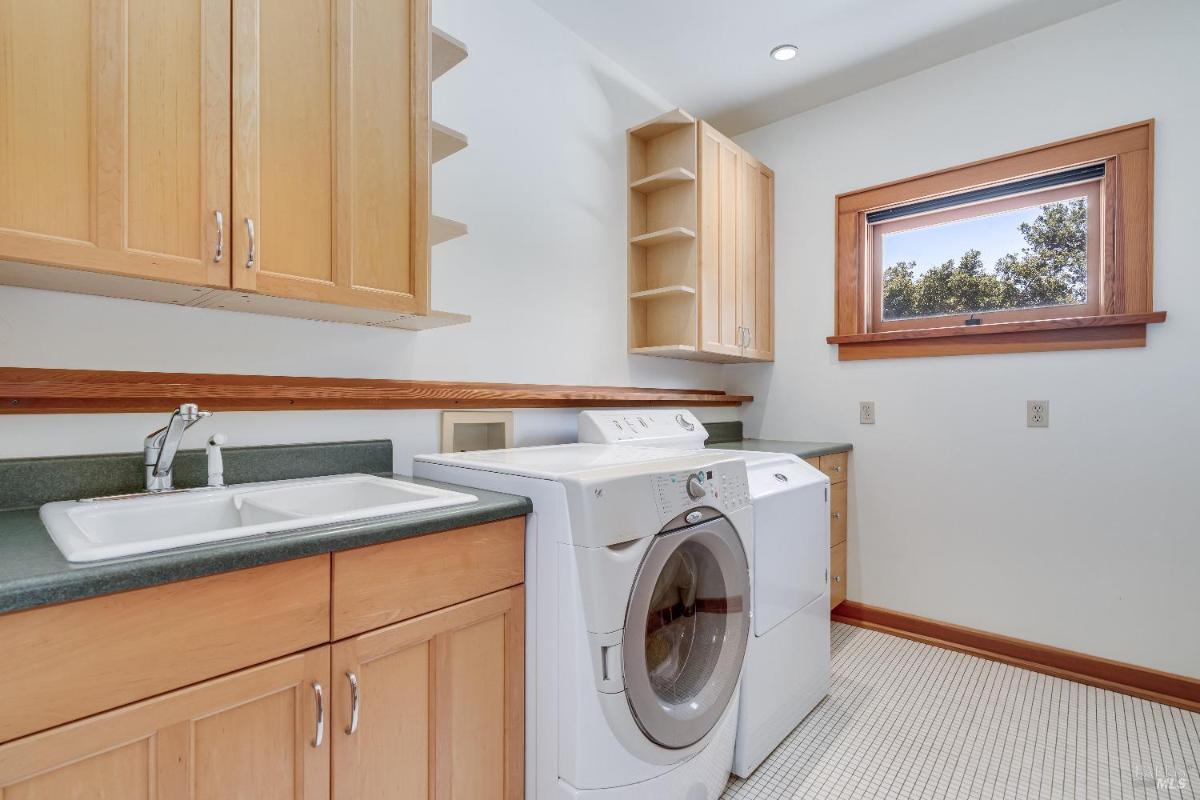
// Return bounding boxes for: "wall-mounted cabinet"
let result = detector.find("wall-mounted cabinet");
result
[0,0,469,331]
[627,110,774,362]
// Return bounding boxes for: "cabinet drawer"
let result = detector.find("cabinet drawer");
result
[804,456,821,470]
[0,556,330,744]
[332,517,525,640]
[830,482,847,547]
[830,542,847,609]
[818,452,848,484]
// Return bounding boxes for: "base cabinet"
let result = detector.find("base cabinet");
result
[0,520,525,800]
[332,587,524,799]
[0,648,330,800]
[807,451,850,609]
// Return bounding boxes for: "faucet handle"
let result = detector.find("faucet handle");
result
[178,403,212,424]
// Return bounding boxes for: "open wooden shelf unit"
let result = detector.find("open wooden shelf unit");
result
[628,109,700,355]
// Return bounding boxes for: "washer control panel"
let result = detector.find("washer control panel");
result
[652,461,749,521]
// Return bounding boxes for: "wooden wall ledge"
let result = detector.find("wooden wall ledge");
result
[0,368,751,414]
[828,312,1166,360]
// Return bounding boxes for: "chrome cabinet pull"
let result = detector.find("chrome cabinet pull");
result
[212,210,224,262]
[244,217,256,270]
[311,681,325,748]
[345,671,360,735]
[833,465,843,473]
[833,575,842,583]
[833,511,842,520]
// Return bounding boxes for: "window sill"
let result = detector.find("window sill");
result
[827,311,1166,360]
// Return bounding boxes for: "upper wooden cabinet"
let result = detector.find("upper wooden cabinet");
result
[628,111,774,363]
[0,0,468,329]
[231,0,429,314]
[0,0,230,288]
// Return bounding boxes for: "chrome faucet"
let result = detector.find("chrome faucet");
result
[144,403,212,492]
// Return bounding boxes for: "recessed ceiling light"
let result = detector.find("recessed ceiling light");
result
[770,44,799,62]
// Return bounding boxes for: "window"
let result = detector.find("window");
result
[870,171,1101,331]
[830,121,1163,359]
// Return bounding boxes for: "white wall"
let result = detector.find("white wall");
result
[0,0,731,470]
[729,0,1200,677]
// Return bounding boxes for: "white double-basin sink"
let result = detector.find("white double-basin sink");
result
[40,474,477,563]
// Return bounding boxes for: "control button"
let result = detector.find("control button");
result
[686,472,706,500]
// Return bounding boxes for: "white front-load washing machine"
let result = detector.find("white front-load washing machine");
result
[579,411,832,778]
[414,444,755,799]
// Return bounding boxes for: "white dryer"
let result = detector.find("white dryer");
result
[579,411,831,778]
[414,444,754,799]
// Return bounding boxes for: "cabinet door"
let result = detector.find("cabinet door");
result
[332,587,524,800]
[0,648,330,800]
[698,122,743,358]
[738,153,774,361]
[0,0,230,287]
[232,0,430,315]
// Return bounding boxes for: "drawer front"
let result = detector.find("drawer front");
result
[332,517,525,640]
[818,451,848,484]
[0,555,330,744]
[830,542,847,609]
[804,456,821,470]
[830,482,847,547]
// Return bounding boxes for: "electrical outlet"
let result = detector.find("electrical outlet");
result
[1027,400,1049,428]
[859,401,876,425]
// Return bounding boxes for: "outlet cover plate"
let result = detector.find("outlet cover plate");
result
[1027,400,1049,428]
[860,401,876,425]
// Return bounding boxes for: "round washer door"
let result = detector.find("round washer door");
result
[622,510,750,750]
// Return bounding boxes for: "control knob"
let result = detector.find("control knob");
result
[686,471,707,500]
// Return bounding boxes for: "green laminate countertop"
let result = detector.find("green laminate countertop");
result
[707,439,853,459]
[0,475,530,615]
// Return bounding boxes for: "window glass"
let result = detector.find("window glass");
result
[880,194,1090,322]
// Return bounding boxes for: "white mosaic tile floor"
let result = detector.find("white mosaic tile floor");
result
[723,622,1199,799]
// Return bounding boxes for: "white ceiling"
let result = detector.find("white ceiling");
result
[532,0,1121,134]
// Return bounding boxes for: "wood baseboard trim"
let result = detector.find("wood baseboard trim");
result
[0,367,751,413]
[832,601,1200,714]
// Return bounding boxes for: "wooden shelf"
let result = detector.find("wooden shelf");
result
[432,27,468,80]
[0,367,752,413]
[432,122,468,163]
[629,227,695,247]
[375,309,470,330]
[630,285,696,300]
[630,344,697,356]
[629,108,696,141]
[630,168,695,194]
[431,215,468,245]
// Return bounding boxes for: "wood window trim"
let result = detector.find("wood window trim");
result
[831,120,1164,360]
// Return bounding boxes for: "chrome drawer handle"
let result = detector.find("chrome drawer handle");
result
[833,575,842,583]
[345,671,360,735]
[311,681,324,748]
[833,511,842,519]
[833,465,842,472]
[212,210,224,262]
[244,217,256,270]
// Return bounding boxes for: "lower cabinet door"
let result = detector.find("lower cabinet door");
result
[331,586,524,800]
[0,646,331,799]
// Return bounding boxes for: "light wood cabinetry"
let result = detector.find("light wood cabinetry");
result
[808,452,850,608]
[0,518,526,798]
[627,110,774,362]
[0,0,469,330]
[0,0,230,289]
[332,587,524,799]
[0,556,330,744]
[0,647,330,800]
